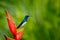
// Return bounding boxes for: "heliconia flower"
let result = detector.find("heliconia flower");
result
[15,30,24,40]
[4,10,29,40]
[6,11,14,23]
[6,11,17,37]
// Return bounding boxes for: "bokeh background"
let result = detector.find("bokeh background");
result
[0,0,60,40]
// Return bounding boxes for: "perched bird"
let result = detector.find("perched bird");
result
[17,15,29,29]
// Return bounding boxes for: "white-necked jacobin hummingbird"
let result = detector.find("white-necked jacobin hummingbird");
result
[17,15,29,29]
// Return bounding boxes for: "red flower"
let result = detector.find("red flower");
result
[5,11,24,40]
[15,30,24,40]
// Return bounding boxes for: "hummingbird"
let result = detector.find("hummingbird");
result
[17,15,29,29]
[4,11,29,40]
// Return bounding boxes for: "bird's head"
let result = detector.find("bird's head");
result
[24,15,29,21]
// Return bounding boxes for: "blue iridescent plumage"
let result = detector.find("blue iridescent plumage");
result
[17,15,29,29]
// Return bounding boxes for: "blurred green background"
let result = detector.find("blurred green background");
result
[0,0,60,40]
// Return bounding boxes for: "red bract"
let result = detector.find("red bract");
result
[6,11,17,37]
[7,19,17,37]
[6,11,14,23]
[5,11,23,40]
[15,30,24,40]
